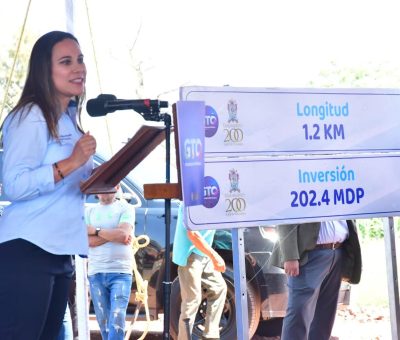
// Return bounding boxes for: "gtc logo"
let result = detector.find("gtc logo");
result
[203,176,220,208]
[184,138,202,160]
[205,106,219,138]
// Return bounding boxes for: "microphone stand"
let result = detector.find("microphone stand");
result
[140,110,172,340]
[163,113,172,340]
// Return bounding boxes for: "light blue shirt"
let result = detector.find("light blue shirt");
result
[0,104,93,255]
[172,203,215,266]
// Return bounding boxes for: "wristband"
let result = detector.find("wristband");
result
[54,162,65,179]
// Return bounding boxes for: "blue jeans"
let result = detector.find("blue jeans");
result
[88,273,132,340]
[56,304,73,340]
[281,248,344,340]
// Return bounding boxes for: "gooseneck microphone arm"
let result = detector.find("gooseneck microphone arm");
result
[86,94,168,121]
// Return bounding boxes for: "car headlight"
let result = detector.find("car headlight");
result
[259,226,278,242]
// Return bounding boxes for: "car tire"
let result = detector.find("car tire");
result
[170,265,260,339]
[255,317,283,337]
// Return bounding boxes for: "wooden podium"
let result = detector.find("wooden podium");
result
[80,125,169,194]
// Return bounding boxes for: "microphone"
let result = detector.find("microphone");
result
[86,94,169,117]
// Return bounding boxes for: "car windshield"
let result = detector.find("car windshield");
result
[132,148,178,187]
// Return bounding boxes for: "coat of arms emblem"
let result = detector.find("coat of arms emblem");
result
[227,99,238,123]
[229,169,240,193]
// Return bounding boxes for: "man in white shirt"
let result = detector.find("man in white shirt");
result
[86,186,134,340]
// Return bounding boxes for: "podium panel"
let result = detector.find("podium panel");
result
[80,125,166,194]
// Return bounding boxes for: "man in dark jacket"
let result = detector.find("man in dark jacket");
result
[270,220,362,340]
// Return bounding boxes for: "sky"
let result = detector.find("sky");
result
[1,0,400,184]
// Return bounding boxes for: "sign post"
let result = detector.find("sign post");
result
[384,217,400,339]
[232,228,249,340]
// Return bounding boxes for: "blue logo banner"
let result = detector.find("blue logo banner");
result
[176,101,205,206]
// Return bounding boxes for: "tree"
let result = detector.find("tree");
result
[0,34,33,119]
[309,61,400,88]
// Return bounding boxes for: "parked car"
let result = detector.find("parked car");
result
[0,151,350,339]
[88,154,289,338]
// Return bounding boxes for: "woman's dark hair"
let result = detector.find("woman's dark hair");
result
[10,30,85,139]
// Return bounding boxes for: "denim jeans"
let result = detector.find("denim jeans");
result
[88,273,132,340]
[281,248,344,340]
[56,304,73,340]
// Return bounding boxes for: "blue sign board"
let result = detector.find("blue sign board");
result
[175,101,205,207]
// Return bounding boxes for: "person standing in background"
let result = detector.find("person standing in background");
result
[270,220,362,340]
[0,30,96,339]
[172,203,227,340]
[86,185,135,340]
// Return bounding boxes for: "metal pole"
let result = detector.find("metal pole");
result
[231,228,249,340]
[383,216,400,340]
[163,114,172,339]
[64,0,74,34]
[75,256,90,340]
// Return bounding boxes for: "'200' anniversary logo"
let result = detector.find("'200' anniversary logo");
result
[203,171,247,215]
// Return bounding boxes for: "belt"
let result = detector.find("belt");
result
[314,242,342,250]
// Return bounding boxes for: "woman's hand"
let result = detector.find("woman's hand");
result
[53,132,96,182]
[70,132,96,167]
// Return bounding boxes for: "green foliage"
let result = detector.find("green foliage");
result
[357,218,400,240]
[357,219,384,239]
[308,61,400,88]
[0,34,33,116]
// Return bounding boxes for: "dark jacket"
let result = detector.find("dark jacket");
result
[270,220,362,284]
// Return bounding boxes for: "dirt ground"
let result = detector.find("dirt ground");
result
[330,305,392,340]
[92,238,397,340]
[253,306,392,340]
[90,305,393,339]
